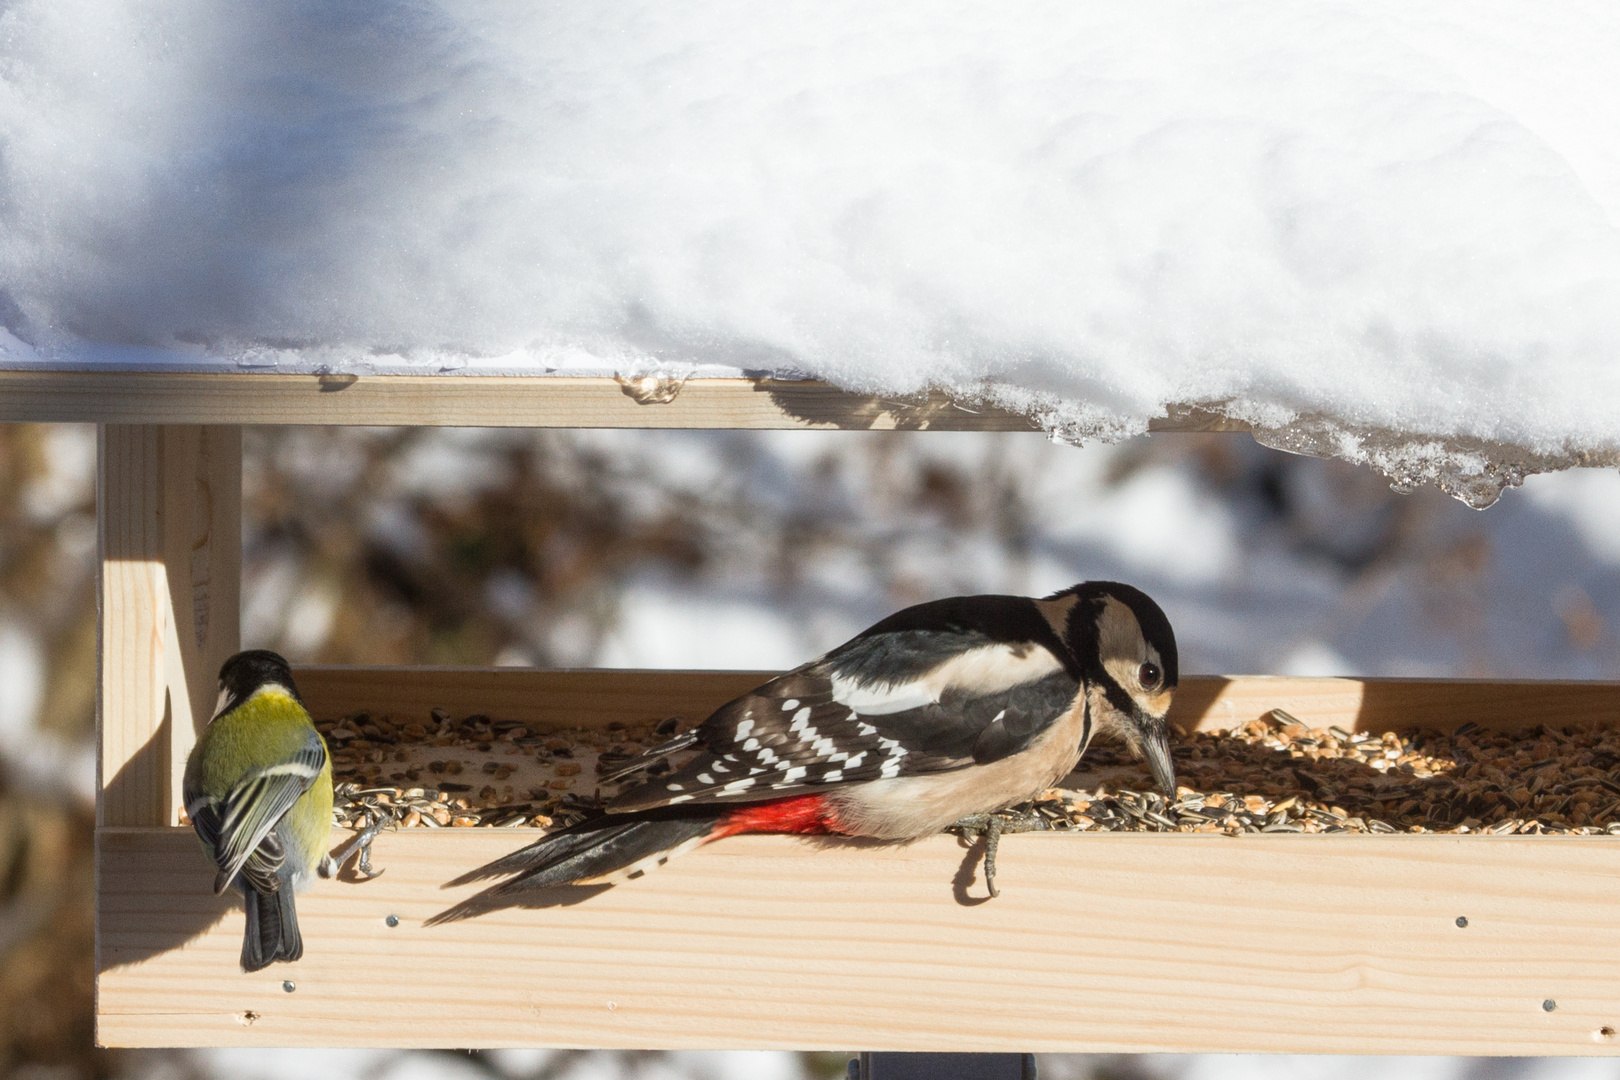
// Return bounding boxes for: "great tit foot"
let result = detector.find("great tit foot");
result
[949,808,1048,898]
[326,819,391,880]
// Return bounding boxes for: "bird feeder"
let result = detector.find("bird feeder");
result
[6,370,1619,1054]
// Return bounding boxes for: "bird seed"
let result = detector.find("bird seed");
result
[322,705,1620,839]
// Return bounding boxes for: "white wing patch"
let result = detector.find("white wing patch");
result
[255,762,321,779]
[828,675,936,715]
[924,643,1065,696]
[830,642,1063,715]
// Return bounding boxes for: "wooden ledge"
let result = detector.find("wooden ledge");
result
[1,371,1249,430]
[98,825,1620,1053]
[96,669,1620,1050]
[285,667,1620,736]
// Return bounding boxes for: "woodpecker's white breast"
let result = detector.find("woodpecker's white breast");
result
[825,691,1089,839]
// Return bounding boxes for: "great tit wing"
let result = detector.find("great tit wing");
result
[609,597,1080,811]
[209,732,327,895]
[235,832,287,895]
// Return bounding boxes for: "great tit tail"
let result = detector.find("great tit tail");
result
[241,885,303,973]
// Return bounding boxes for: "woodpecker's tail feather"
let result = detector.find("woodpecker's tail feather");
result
[443,806,721,887]
[597,729,701,783]
[240,885,301,973]
[430,808,722,924]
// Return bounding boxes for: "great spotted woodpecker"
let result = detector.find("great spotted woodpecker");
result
[442,581,1177,908]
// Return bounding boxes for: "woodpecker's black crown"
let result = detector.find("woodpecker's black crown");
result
[1050,580,1178,688]
[217,649,302,709]
[1095,580,1177,687]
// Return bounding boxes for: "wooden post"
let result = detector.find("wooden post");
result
[98,425,241,827]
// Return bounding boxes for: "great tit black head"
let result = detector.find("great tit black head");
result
[215,648,301,720]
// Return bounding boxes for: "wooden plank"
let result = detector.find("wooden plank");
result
[96,825,1620,1053]
[290,667,1620,736]
[161,427,242,822]
[294,667,777,728]
[98,426,168,828]
[0,371,1249,431]
[98,426,241,828]
[1172,675,1620,735]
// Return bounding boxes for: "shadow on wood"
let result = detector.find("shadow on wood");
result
[1354,679,1620,734]
[950,834,995,908]
[99,707,170,831]
[425,883,615,925]
[424,830,995,925]
[96,825,234,974]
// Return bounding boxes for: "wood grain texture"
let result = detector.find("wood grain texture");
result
[96,825,1620,1053]
[0,371,1250,431]
[1171,675,1620,735]
[294,667,778,728]
[99,426,242,828]
[290,667,1620,736]
[98,426,168,828]
[161,426,242,822]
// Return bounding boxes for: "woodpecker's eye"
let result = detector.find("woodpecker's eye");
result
[1138,662,1161,689]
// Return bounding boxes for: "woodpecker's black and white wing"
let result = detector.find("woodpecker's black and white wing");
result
[609,594,1082,812]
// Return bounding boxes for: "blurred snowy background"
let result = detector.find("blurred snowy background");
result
[7,423,1620,1078]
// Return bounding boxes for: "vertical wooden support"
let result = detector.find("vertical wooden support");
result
[98,425,241,827]
[99,426,165,827]
[160,426,242,821]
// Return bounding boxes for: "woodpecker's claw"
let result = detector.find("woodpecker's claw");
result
[325,819,391,881]
[951,809,1048,898]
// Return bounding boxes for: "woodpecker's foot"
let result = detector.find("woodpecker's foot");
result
[325,819,390,880]
[950,809,1048,898]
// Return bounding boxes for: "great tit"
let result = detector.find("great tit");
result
[183,649,355,972]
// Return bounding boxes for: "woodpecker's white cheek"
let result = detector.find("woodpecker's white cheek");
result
[1087,685,1134,741]
[1095,597,1170,716]
[1101,653,1169,717]
[1101,655,1140,694]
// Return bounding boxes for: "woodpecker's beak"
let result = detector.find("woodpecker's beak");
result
[1139,718,1177,797]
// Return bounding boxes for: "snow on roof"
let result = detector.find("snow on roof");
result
[2,3,1618,505]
